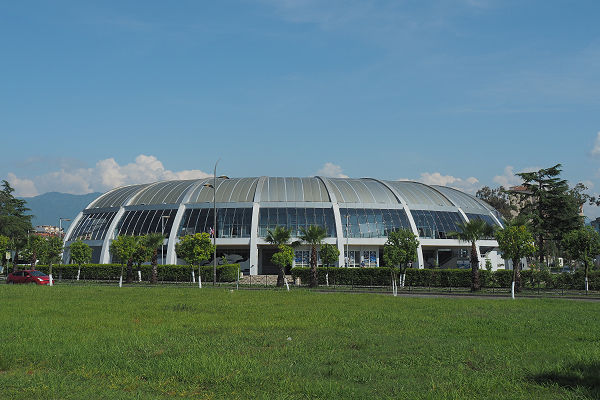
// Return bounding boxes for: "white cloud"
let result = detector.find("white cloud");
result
[418,172,480,194]
[492,165,540,188]
[591,132,600,157]
[5,154,212,196]
[6,173,38,197]
[317,162,349,178]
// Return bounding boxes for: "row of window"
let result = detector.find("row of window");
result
[339,208,411,238]
[178,208,253,238]
[69,208,498,241]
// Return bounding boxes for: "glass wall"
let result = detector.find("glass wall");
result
[466,213,500,228]
[258,207,336,238]
[410,210,464,239]
[68,212,117,241]
[179,208,252,238]
[116,209,178,236]
[339,208,411,238]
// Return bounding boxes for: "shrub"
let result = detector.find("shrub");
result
[35,264,239,283]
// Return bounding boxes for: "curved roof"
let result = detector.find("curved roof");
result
[260,177,329,202]
[186,177,258,203]
[432,185,489,212]
[383,181,453,207]
[130,180,198,205]
[324,178,398,204]
[88,184,151,209]
[82,177,499,218]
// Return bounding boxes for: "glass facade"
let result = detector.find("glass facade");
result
[339,208,411,238]
[68,212,117,241]
[466,213,500,228]
[258,207,336,238]
[179,208,252,238]
[410,210,465,239]
[116,209,178,236]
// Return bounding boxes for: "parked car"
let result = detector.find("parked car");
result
[7,270,50,285]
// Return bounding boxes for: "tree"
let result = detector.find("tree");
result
[265,226,292,287]
[271,244,294,288]
[70,240,92,280]
[562,227,600,293]
[175,233,215,288]
[495,225,536,298]
[0,181,33,241]
[476,186,516,220]
[27,235,46,269]
[41,236,63,286]
[0,234,9,274]
[131,236,150,282]
[298,225,327,288]
[319,243,340,286]
[110,235,138,287]
[143,233,165,284]
[516,165,583,263]
[383,229,419,295]
[449,219,495,291]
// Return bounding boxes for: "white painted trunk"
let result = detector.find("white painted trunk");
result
[77,268,81,281]
[192,270,196,283]
[400,273,406,288]
[511,281,515,299]
[585,277,589,292]
[285,277,290,291]
[326,272,329,287]
[49,274,53,286]
[137,270,142,282]
[119,275,123,288]
[198,274,202,289]
[393,279,398,297]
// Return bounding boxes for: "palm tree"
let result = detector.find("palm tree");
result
[265,226,292,287]
[144,233,165,284]
[450,219,495,291]
[298,225,327,288]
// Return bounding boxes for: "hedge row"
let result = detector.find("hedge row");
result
[290,267,600,290]
[35,264,240,283]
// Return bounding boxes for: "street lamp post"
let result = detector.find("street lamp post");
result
[161,215,170,264]
[203,160,229,286]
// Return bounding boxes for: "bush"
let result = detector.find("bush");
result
[35,264,240,283]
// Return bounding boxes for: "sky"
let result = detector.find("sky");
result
[1,1,599,215]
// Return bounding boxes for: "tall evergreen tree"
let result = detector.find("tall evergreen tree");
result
[0,180,33,242]
[516,164,582,262]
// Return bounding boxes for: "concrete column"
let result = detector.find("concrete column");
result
[249,202,260,275]
[165,204,186,265]
[99,208,126,264]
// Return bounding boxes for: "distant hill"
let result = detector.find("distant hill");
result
[21,192,102,229]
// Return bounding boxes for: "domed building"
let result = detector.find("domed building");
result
[63,177,504,274]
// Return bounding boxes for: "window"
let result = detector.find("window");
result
[363,250,377,267]
[69,212,117,241]
[258,208,336,238]
[116,209,177,236]
[178,208,252,238]
[410,210,464,239]
[340,208,410,238]
[344,250,361,267]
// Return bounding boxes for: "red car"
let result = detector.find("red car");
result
[7,270,50,285]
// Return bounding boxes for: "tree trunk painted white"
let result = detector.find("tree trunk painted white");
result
[392,279,398,297]
[511,281,515,299]
[198,274,202,289]
[119,275,123,288]
[285,276,290,291]
[49,274,53,286]
[400,273,406,288]
[326,272,329,287]
[77,268,81,281]
[585,276,589,292]
[236,266,239,291]
[192,270,195,283]
[137,270,142,282]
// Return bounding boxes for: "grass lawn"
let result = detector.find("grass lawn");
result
[0,285,598,399]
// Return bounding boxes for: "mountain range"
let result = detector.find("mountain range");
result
[21,192,102,229]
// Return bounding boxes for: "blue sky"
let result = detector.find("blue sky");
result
[1,1,599,215]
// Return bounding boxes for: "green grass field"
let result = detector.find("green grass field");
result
[1,285,598,399]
